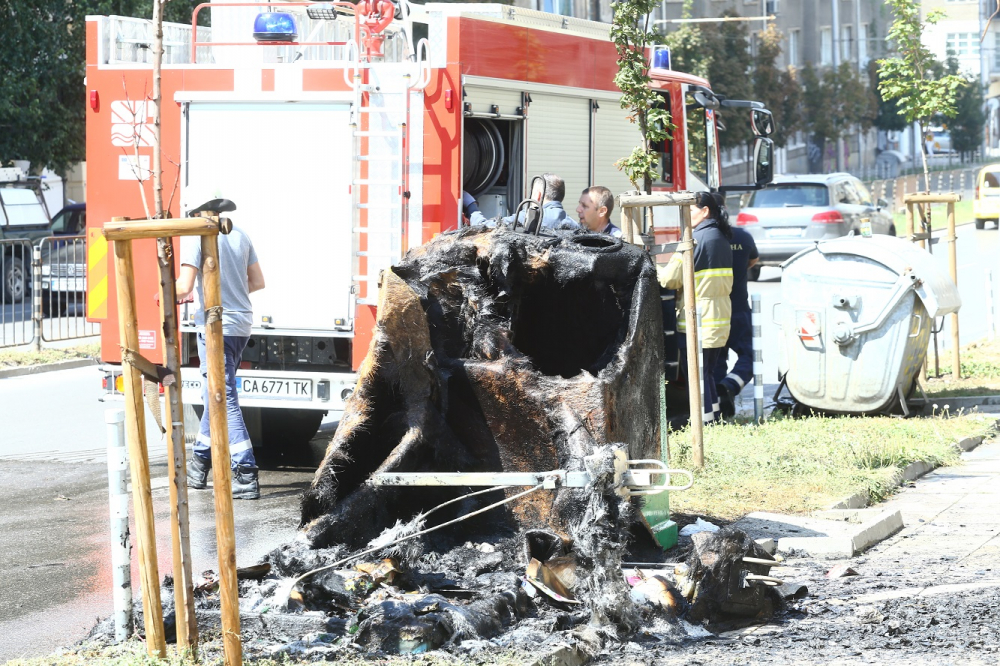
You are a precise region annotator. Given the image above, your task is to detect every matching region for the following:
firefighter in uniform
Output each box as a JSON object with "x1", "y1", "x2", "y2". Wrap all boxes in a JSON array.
[
  {"x1": 656, "y1": 191, "x2": 734, "y2": 423},
  {"x1": 715, "y1": 225, "x2": 759, "y2": 417}
]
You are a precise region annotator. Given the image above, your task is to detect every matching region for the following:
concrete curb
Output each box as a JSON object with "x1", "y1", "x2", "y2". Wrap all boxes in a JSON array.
[
  {"x1": 828, "y1": 433, "x2": 989, "y2": 511},
  {"x1": 0, "y1": 357, "x2": 97, "y2": 379},
  {"x1": 774, "y1": 509, "x2": 905, "y2": 559}
]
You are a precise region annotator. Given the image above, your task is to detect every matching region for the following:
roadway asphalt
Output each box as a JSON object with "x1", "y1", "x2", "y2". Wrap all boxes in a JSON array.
[{"x1": 0, "y1": 366, "x2": 331, "y2": 661}]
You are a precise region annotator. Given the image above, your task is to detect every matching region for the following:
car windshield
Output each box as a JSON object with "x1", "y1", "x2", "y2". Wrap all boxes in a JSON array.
[
  {"x1": 748, "y1": 184, "x2": 829, "y2": 208},
  {"x1": 984, "y1": 172, "x2": 1000, "y2": 188}
]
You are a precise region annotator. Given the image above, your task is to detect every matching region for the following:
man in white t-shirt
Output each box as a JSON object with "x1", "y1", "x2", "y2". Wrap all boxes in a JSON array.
[{"x1": 177, "y1": 218, "x2": 265, "y2": 499}]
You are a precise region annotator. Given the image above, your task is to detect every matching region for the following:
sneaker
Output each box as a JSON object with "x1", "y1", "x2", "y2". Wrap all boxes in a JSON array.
[
  {"x1": 187, "y1": 454, "x2": 211, "y2": 489},
  {"x1": 232, "y1": 465, "x2": 260, "y2": 500}
]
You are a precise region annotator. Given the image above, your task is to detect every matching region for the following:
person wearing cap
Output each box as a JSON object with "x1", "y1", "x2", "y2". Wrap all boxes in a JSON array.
[
  {"x1": 177, "y1": 202, "x2": 266, "y2": 500},
  {"x1": 576, "y1": 185, "x2": 622, "y2": 237}
]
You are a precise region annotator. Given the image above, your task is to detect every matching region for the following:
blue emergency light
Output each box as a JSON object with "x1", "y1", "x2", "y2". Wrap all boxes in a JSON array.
[
  {"x1": 253, "y1": 11, "x2": 298, "y2": 42},
  {"x1": 653, "y1": 46, "x2": 671, "y2": 70}
]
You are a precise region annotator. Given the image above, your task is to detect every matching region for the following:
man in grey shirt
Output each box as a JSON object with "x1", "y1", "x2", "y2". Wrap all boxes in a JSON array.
[{"x1": 177, "y1": 225, "x2": 265, "y2": 499}]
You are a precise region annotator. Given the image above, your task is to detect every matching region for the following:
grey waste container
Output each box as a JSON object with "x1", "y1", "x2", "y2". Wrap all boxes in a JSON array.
[{"x1": 776, "y1": 235, "x2": 961, "y2": 415}]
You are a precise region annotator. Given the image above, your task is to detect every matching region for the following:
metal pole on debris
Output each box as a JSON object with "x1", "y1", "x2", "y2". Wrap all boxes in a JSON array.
[
  {"x1": 752, "y1": 294, "x2": 764, "y2": 421},
  {"x1": 110, "y1": 220, "x2": 166, "y2": 658},
  {"x1": 200, "y1": 223, "x2": 243, "y2": 666},
  {"x1": 105, "y1": 408, "x2": 132, "y2": 643}
]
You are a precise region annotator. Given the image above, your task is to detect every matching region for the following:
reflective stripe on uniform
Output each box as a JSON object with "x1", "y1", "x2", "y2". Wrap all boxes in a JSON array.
[
  {"x1": 726, "y1": 372, "x2": 746, "y2": 390},
  {"x1": 230, "y1": 438, "x2": 253, "y2": 454}
]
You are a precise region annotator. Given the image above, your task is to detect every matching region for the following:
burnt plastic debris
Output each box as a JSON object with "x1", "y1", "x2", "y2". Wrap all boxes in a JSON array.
[
  {"x1": 300, "y1": 227, "x2": 664, "y2": 549},
  {"x1": 683, "y1": 527, "x2": 783, "y2": 628}
]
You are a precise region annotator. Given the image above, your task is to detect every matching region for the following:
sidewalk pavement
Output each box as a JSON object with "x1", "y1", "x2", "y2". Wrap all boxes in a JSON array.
[{"x1": 865, "y1": 433, "x2": 1000, "y2": 578}]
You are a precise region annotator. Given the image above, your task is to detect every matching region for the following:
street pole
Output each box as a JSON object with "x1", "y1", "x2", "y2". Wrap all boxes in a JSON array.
[
  {"x1": 105, "y1": 408, "x2": 133, "y2": 643},
  {"x1": 752, "y1": 294, "x2": 764, "y2": 421},
  {"x1": 832, "y1": 0, "x2": 843, "y2": 172}
]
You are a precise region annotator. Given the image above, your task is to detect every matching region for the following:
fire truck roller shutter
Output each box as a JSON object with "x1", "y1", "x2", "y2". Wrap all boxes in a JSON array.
[
  {"x1": 525, "y1": 93, "x2": 590, "y2": 207},
  {"x1": 593, "y1": 101, "x2": 642, "y2": 199}
]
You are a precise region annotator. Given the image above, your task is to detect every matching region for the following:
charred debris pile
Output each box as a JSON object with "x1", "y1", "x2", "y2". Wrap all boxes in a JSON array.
[{"x1": 95, "y1": 227, "x2": 793, "y2": 660}]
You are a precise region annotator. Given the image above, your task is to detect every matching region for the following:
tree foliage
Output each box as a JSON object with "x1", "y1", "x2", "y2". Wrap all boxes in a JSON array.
[
  {"x1": 611, "y1": 0, "x2": 672, "y2": 192},
  {"x1": 868, "y1": 60, "x2": 909, "y2": 133},
  {"x1": 878, "y1": 0, "x2": 966, "y2": 188},
  {"x1": 659, "y1": 0, "x2": 708, "y2": 80},
  {"x1": 948, "y1": 75, "x2": 985, "y2": 158},
  {"x1": 699, "y1": 12, "x2": 753, "y2": 152},
  {"x1": 752, "y1": 25, "x2": 801, "y2": 149},
  {"x1": 0, "y1": 1, "x2": 205, "y2": 176}
]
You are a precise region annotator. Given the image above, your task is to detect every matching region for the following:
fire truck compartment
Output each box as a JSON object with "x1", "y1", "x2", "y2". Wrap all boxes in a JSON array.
[{"x1": 181, "y1": 100, "x2": 355, "y2": 332}]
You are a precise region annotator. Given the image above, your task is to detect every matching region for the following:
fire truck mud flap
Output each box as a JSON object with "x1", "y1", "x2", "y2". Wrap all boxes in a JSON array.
[{"x1": 300, "y1": 226, "x2": 664, "y2": 549}]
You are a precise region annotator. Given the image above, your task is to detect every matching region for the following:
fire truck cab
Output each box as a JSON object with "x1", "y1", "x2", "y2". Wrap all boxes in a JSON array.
[{"x1": 85, "y1": 2, "x2": 773, "y2": 451}]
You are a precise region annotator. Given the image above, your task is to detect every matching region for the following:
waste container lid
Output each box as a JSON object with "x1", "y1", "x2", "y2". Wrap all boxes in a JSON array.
[{"x1": 784, "y1": 235, "x2": 961, "y2": 318}]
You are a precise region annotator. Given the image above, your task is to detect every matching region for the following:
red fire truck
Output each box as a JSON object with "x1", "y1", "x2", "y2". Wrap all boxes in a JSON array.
[{"x1": 85, "y1": 2, "x2": 773, "y2": 449}]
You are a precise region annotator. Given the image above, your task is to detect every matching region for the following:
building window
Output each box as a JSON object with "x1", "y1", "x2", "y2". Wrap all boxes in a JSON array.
[
  {"x1": 820, "y1": 27, "x2": 833, "y2": 65},
  {"x1": 543, "y1": 0, "x2": 574, "y2": 16},
  {"x1": 946, "y1": 33, "x2": 979, "y2": 58},
  {"x1": 994, "y1": 32, "x2": 1000, "y2": 69},
  {"x1": 788, "y1": 29, "x2": 800, "y2": 68},
  {"x1": 859, "y1": 23, "x2": 869, "y2": 67},
  {"x1": 840, "y1": 25, "x2": 853, "y2": 62}
]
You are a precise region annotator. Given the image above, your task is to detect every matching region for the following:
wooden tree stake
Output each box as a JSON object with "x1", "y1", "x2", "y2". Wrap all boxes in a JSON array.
[
  {"x1": 201, "y1": 229, "x2": 243, "y2": 666},
  {"x1": 111, "y1": 223, "x2": 166, "y2": 658}
]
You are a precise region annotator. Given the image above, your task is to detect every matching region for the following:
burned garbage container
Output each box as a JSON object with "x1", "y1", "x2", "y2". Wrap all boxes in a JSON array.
[{"x1": 776, "y1": 235, "x2": 960, "y2": 415}]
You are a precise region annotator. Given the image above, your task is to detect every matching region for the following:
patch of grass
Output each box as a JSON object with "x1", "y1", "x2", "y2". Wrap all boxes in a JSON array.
[
  {"x1": 925, "y1": 338, "x2": 1000, "y2": 398},
  {"x1": 892, "y1": 200, "x2": 972, "y2": 236},
  {"x1": 667, "y1": 412, "x2": 996, "y2": 522},
  {"x1": 0, "y1": 343, "x2": 99, "y2": 369}
]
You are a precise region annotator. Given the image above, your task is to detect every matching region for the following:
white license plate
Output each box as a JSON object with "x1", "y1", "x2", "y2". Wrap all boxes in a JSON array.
[
  {"x1": 238, "y1": 376, "x2": 312, "y2": 400},
  {"x1": 767, "y1": 227, "x2": 804, "y2": 238}
]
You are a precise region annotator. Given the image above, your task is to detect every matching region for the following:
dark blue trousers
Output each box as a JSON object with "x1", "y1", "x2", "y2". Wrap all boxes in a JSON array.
[
  {"x1": 678, "y1": 334, "x2": 724, "y2": 422},
  {"x1": 715, "y1": 309, "x2": 753, "y2": 393}
]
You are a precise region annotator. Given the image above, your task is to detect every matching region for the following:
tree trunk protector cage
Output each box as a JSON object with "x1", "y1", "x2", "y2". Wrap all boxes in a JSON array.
[{"x1": 301, "y1": 227, "x2": 664, "y2": 549}]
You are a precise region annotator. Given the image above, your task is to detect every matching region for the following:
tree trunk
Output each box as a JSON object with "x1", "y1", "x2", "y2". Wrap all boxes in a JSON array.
[{"x1": 152, "y1": 0, "x2": 164, "y2": 219}]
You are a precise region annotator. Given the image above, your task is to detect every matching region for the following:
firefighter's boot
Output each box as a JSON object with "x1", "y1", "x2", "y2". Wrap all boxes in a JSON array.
[
  {"x1": 187, "y1": 454, "x2": 211, "y2": 489},
  {"x1": 232, "y1": 464, "x2": 260, "y2": 500}
]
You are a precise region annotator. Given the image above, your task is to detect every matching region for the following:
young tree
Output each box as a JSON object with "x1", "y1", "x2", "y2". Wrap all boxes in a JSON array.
[
  {"x1": 878, "y1": 0, "x2": 966, "y2": 191},
  {"x1": 611, "y1": 0, "x2": 672, "y2": 192}
]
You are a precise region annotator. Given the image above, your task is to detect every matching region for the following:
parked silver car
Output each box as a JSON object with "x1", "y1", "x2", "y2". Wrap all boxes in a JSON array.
[{"x1": 736, "y1": 173, "x2": 894, "y2": 280}]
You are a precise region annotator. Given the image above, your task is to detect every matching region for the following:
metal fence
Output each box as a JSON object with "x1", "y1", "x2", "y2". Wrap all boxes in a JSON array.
[
  {"x1": 865, "y1": 166, "x2": 979, "y2": 214},
  {"x1": 0, "y1": 237, "x2": 100, "y2": 349}
]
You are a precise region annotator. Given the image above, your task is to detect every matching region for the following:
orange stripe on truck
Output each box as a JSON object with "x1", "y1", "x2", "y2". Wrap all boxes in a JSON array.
[{"x1": 87, "y1": 230, "x2": 108, "y2": 319}]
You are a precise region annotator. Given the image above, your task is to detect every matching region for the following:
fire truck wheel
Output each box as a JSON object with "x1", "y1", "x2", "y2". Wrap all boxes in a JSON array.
[{"x1": 3, "y1": 253, "x2": 28, "y2": 304}]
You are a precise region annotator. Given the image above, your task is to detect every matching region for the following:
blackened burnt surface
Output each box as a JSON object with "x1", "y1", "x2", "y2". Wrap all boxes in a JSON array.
[{"x1": 301, "y1": 228, "x2": 663, "y2": 549}]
